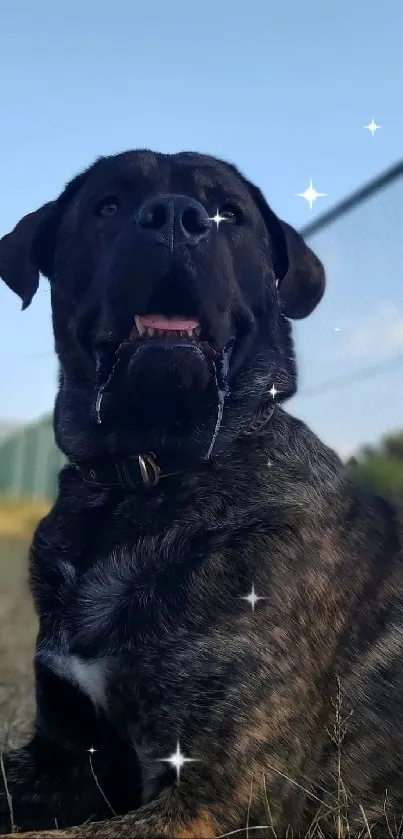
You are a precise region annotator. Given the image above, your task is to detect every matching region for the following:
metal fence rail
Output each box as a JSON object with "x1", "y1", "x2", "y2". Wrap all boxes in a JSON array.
[
  {"x1": 1, "y1": 158, "x2": 402, "y2": 501},
  {"x1": 300, "y1": 158, "x2": 403, "y2": 239}
]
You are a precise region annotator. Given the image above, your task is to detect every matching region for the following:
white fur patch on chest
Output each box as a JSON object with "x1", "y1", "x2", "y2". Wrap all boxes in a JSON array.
[
  {"x1": 69, "y1": 656, "x2": 108, "y2": 708},
  {"x1": 37, "y1": 648, "x2": 109, "y2": 711}
]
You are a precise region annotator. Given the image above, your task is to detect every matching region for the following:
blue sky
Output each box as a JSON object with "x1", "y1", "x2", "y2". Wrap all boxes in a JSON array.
[{"x1": 1, "y1": 0, "x2": 403, "y2": 458}]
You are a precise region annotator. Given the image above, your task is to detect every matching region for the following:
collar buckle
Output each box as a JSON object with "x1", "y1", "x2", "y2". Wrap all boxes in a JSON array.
[{"x1": 138, "y1": 453, "x2": 161, "y2": 487}]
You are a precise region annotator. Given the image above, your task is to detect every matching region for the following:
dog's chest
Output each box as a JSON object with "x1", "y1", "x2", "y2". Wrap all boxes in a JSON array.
[
  {"x1": 34, "y1": 540, "x2": 190, "y2": 714},
  {"x1": 38, "y1": 648, "x2": 110, "y2": 709},
  {"x1": 36, "y1": 551, "x2": 142, "y2": 707}
]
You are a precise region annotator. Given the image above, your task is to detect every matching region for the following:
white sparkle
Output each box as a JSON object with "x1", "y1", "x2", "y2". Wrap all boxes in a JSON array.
[
  {"x1": 158, "y1": 740, "x2": 197, "y2": 782},
  {"x1": 241, "y1": 583, "x2": 267, "y2": 612},
  {"x1": 296, "y1": 179, "x2": 327, "y2": 211},
  {"x1": 269, "y1": 384, "x2": 279, "y2": 399},
  {"x1": 364, "y1": 118, "x2": 380, "y2": 136},
  {"x1": 209, "y1": 209, "x2": 229, "y2": 228},
  {"x1": 88, "y1": 747, "x2": 97, "y2": 755}
]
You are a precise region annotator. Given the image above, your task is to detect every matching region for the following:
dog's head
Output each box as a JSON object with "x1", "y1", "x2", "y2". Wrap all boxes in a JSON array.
[{"x1": 0, "y1": 150, "x2": 325, "y2": 464}]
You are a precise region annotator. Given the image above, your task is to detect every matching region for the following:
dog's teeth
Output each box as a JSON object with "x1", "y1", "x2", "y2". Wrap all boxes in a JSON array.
[
  {"x1": 135, "y1": 316, "x2": 145, "y2": 336},
  {"x1": 132, "y1": 321, "x2": 200, "y2": 340}
]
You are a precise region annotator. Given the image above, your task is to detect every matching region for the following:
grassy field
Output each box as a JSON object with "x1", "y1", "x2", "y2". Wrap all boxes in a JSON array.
[
  {"x1": 0, "y1": 537, "x2": 37, "y2": 751},
  {"x1": 0, "y1": 497, "x2": 50, "y2": 543}
]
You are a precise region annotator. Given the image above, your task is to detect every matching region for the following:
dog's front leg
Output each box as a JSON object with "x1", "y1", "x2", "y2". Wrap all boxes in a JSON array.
[
  {"x1": 0, "y1": 670, "x2": 142, "y2": 835},
  {"x1": 0, "y1": 785, "x2": 223, "y2": 839},
  {"x1": 0, "y1": 744, "x2": 303, "y2": 839},
  {"x1": 0, "y1": 736, "x2": 94, "y2": 833},
  {"x1": 0, "y1": 731, "x2": 139, "y2": 835}
]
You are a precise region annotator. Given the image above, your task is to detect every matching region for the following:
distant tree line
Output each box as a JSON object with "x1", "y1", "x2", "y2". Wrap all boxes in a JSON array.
[{"x1": 345, "y1": 430, "x2": 403, "y2": 506}]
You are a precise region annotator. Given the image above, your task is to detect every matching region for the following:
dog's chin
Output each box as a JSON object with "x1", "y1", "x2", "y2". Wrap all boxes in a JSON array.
[
  {"x1": 94, "y1": 335, "x2": 217, "y2": 437},
  {"x1": 126, "y1": 340, "x2": 212, "y2": 398}
]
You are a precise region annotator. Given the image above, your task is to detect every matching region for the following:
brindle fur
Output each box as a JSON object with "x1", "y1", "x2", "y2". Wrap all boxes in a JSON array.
[{"x1": 0, "y1": 151, "x2": 402, "y2": 838}]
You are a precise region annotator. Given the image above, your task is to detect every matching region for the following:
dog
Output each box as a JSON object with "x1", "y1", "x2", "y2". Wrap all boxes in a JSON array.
[{"x1": 1, "y1": 149, "x2": 403, "y2": 839}]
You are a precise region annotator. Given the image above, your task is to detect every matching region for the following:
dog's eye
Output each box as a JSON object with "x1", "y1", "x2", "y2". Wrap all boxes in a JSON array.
[
  {"x1": 219, "y1": 204, "x2": 241, "y2": 223},
  {"x1": 96, "y1": 197, "x2": 120, "y2": 217}
]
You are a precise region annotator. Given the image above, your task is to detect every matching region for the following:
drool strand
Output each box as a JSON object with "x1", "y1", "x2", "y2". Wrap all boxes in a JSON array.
[
  {"x1": 95, "y1": 350, "x2": 122, "y2": 425},
  {"x1": 204, "y1": 340, "x2": 234, "y2": 461}
]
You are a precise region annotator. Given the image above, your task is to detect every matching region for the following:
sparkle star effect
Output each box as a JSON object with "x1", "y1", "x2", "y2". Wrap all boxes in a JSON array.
[
  {"x1": 365, "y1": 118, "x2": 380, "y2": 136},
  {"x1": 269, "y1": 384, "x2": 279, "y2": 399},
  {"x1": 241, "y1": 583, "x2": 267, "y2": 612},
  {"x1": 87, "y1": 747, "x2": 97, "y2": 755},
  {"x1": 209, "y1": 209, "x2": 229, "y2": 228},
  {"x1": 158, "y1": 740, "x2": 197, "y2": 782},
  {"x1": 296, "y1": 179, "x2": 327, "y2": 211}
]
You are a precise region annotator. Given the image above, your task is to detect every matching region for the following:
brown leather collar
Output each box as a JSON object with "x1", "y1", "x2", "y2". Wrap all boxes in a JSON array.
[
  {"x1": 75, "y1": 452, "x2": 184, "y2": 490},
  {"x1": 74, "y1": 403, "x2": 276, "y2": 491}
]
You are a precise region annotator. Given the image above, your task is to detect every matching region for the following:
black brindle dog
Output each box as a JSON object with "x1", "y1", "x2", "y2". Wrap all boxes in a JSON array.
[{"x1": 1, "y1": 150, "x2": 403, "y2": 839}]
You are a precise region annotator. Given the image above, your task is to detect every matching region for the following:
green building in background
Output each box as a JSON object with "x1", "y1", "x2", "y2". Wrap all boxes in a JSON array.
[{"x1": 0, "y1": 414, "x2": 64, "y2": 501}]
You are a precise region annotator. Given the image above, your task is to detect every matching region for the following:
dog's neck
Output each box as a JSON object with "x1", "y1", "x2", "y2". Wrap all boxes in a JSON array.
[
  {"x1": 71, "y1": 401, "x2": 277, "y2": 492},
  {"x1": 64, "y1": 410, "x2": 345, "y2": 535}
]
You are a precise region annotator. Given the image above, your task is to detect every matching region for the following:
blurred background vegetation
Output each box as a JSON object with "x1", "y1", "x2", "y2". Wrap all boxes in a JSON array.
[{"x1": 346, "y1": 430, "x2": 403, "y2": 506}]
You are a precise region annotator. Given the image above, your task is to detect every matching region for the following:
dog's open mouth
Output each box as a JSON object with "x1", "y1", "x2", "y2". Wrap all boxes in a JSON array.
[
  {"x1": 125, "y1": 276, "x2": 217, "y2": 351},
  {"x1": 90, "y1": 275, "x2": 224, "y2": 378},
  {"x1": 94, "y1": 276, "x2": 236, "y2": 438},
  {"x1": 130, "y1": 314, "x2": 201, "y2": 341}
]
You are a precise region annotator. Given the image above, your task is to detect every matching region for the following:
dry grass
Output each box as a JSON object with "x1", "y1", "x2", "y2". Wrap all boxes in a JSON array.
[
  {"x1": 0, "y1": 495, "x2": 46, "y2": 752},
  {"x1": 0, "y1": 537, "x2": 36, "y2": 752},
  {"x1": 0, "y1": 496, "x2": 50, "y2": 543}
]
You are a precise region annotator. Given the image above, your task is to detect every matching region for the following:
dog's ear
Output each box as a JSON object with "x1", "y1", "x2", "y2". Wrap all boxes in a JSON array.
[
  {"x1": 0, "y1": 165, "x2": 99, "y2": 310},
  {"x1": 240, "y1": 176, "x2": 326, "y2": 319},
  {"x1": 0, "y1": 201, "x2": 57, "y2": 310},
  {"x1": 270, "y1": 216, "x2": 326, "y2": 319}
]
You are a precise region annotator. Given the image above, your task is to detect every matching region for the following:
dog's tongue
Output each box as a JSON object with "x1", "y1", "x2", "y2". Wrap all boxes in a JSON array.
[{"x1": 139, "y1": 315, "x2": 199, "y2": 331}]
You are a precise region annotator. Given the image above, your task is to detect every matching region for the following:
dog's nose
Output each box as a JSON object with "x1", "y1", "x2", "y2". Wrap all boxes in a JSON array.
[{"x1": 136, "y1": 194, "x2": 212, "y2": 247}]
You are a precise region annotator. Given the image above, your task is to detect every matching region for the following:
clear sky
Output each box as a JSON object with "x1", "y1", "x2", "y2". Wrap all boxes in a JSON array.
[{"x1": 1, "y1": 0, "x2": 402, "y2": 458}]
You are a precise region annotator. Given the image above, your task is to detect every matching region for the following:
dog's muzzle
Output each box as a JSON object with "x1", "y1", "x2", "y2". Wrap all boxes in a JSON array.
[{"x1": 136, "y1": 193, "x2": 212, "y2": 250}]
